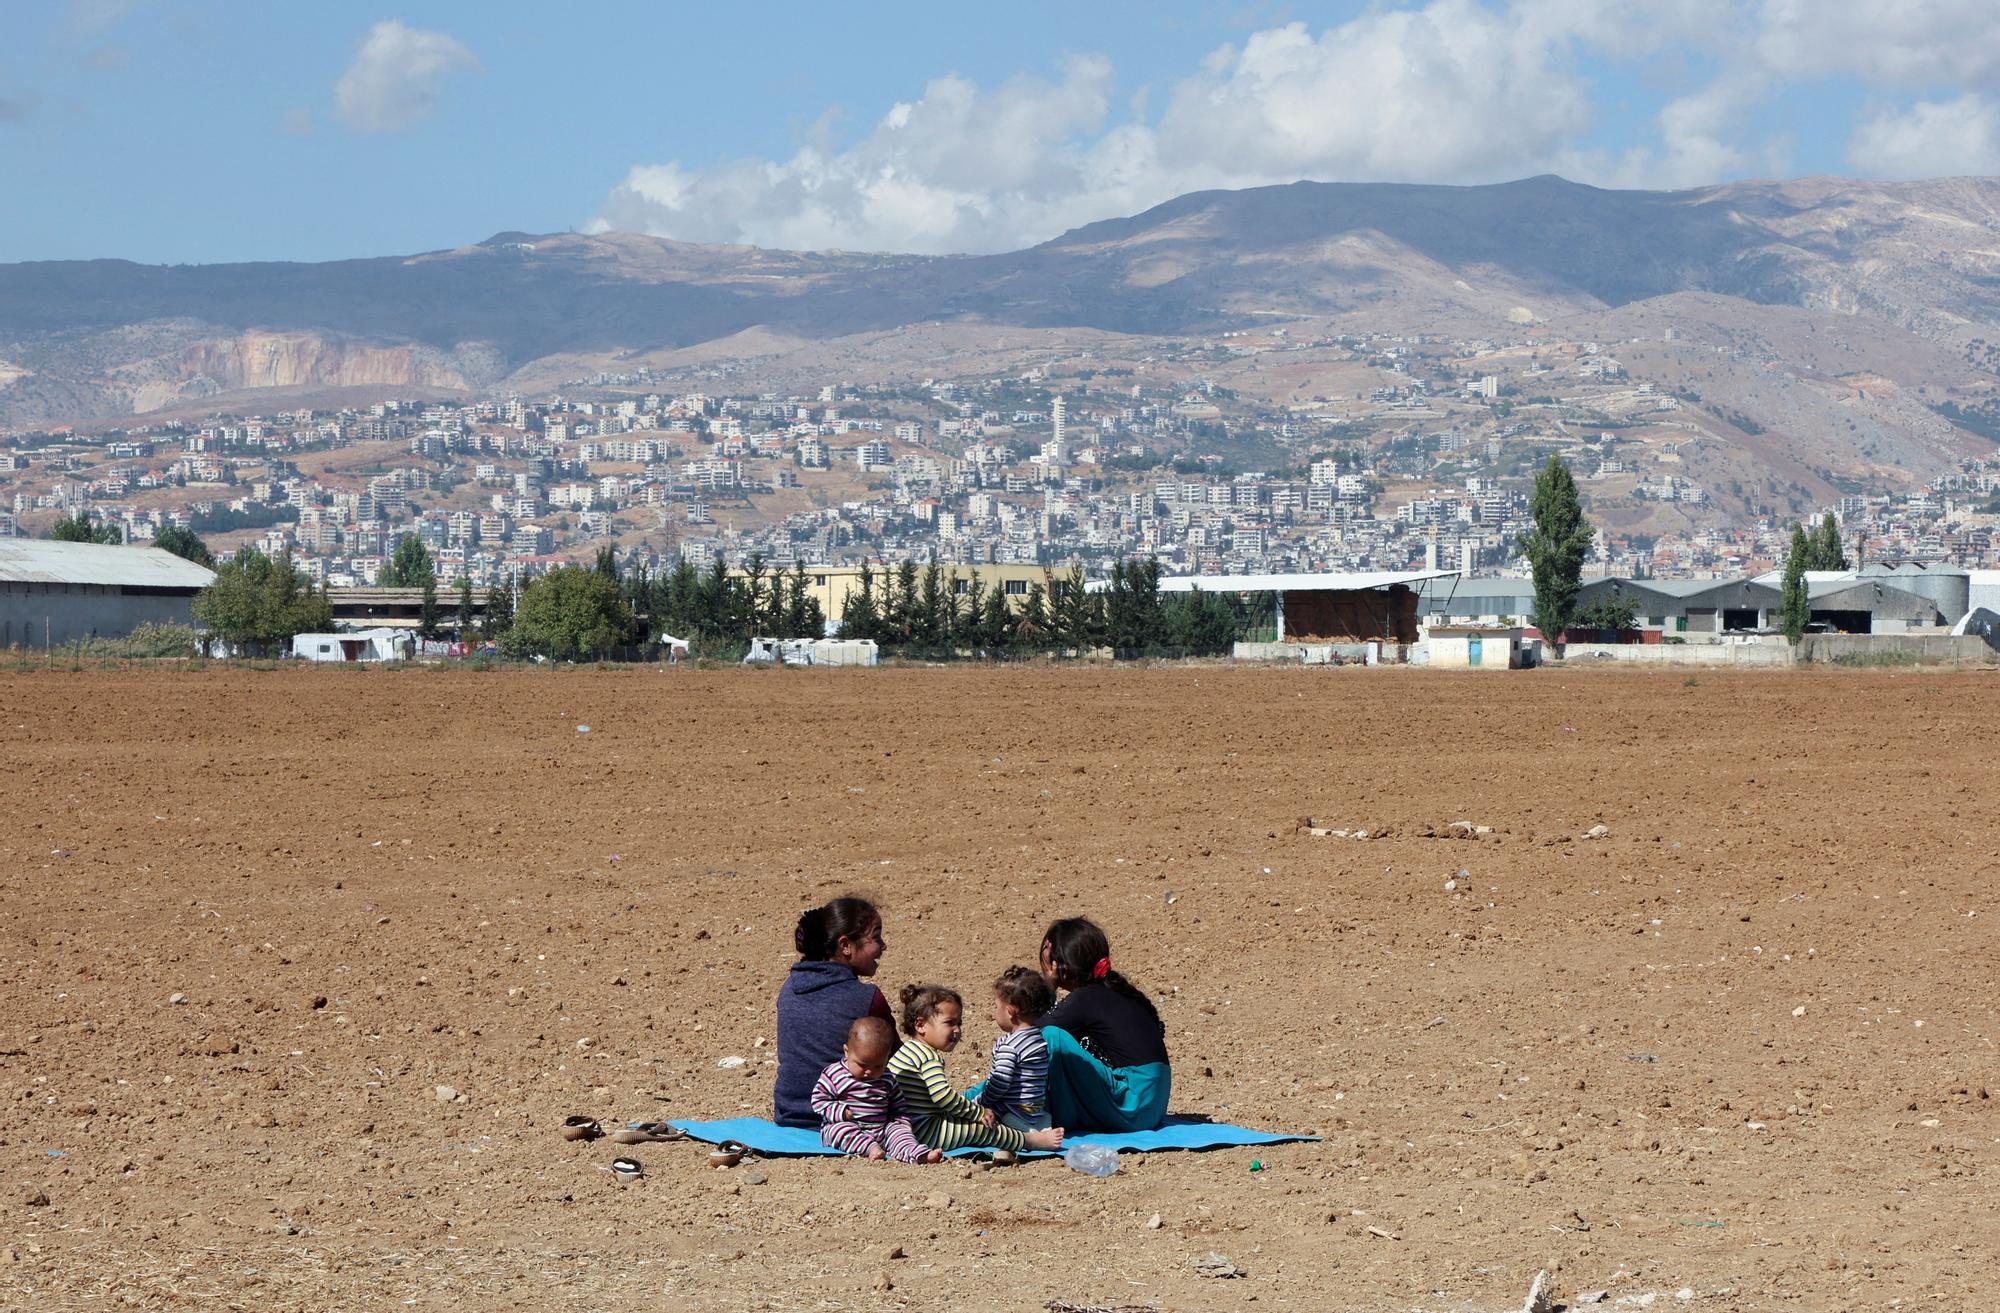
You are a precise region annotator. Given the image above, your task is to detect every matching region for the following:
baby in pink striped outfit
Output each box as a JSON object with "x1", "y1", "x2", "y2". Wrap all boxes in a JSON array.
[{"x1": 812, "y1": 1017, "x2": 944, "y2": 1163}]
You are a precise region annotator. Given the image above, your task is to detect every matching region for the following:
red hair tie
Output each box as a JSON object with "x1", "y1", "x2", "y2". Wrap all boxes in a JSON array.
[{"x1": 1091, "y1": 957, "x2": 1110, "y2": 980}]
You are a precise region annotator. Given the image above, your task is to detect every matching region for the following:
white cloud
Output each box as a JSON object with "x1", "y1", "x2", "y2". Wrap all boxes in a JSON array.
[
  {"x1": 587, "y1": 0, "x2": 2000, "y2": 255},
  {"x1": 1572, "y1": 76, "x2": 1789, "y2": 190},
  {"x1": 333, "y1": 20, "x2": 481, "y2": 134},
  {"x1": 1757, "y1": 0, "x2": 2000, "y2": 88},
  {"x1": 1848, "y1": 95, "x2": 2000, "y2": 178},
  {"x1": 595, "y1": 3, "x2": 1602, "y2": 254}
]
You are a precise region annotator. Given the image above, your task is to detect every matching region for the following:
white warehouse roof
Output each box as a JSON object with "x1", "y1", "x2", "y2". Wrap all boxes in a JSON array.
[
  {"x1": 1153, "y1": 569, "x2": 1458, "y2": 594},
  {"x1": 0, "y1": 539, "x2": 217, "y2": 589}
]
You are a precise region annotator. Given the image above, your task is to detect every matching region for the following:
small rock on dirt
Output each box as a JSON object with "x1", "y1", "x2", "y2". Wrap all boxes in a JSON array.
[
  {"x1": 168, "y1": 992, "x2": 187, "y2": 1005},
  {"x1": 1193, "y1": 1252, "x2": 1245, "y2": 1279},
  {"x1": 741, "y1": 1170, "x2": 768, "y2": 1185},
  {"x1": 1521, "y1": 1268, "x2": 1554, "y2": 1313},
  {"x1": 1146, "y1": 1212, "x2": 1162, "y2": 1229},
  {"x1": 433, "y1": 1085, "x2": 458, "y2": 1103},
  {"x1": 1583, "y1": 824, "x2": 1610, "y2": 840},
  {"x1": 885, "y1": 1245, "x2": 905, "y2": 1260},
  {"x1": 924, "y1": 1191, "x2": 952, "y2": 1210},
  {"x1": 21, "y1": 1189, "x2": 49, "y2": 1207}
]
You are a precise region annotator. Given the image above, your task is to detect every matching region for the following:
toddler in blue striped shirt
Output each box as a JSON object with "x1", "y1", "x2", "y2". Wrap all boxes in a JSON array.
[{"x1": 979, "y1": 965, "x2": 1056, "y2": 1155}]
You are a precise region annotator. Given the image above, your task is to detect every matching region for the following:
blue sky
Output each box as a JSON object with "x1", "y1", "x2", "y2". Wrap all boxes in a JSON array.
[{"x1": 4, "y1": 1, "x2": 1997, "y2": 264}]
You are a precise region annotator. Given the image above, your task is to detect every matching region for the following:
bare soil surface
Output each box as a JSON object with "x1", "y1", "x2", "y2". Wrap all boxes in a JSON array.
[{"x1": 2, "y1": 666, "x2": 1994, "y2": 1311}]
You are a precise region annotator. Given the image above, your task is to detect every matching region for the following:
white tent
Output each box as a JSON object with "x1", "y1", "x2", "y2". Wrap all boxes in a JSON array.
[{"x1": 291, "y1": 629, "x2": 410, "y2": 662}]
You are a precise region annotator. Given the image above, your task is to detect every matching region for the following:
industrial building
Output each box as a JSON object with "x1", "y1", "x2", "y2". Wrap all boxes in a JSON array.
[
  {"x1": 0, "y1": 540, "x2": 215, "y2": 648},
  {"x1": 1153, "y1": 569, "x2": 1456, "y2": 662}
]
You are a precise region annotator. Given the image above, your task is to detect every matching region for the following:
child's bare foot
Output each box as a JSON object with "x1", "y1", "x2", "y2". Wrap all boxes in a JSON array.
[
  {"x1": 1026, "y1": 1126, "x2": 1064, "y2": 1151},
  {"x1": 865, "y1": 1144, "x2": 886, "y2": 1160},
  {"x1": 920, "y1": 1148, "x2": 944, "y2": 1164}
]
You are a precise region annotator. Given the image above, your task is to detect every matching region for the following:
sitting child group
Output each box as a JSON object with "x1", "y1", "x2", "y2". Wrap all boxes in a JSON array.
[{"x1": 775, "y1": 897, "x2": 1176, "y2": 1164}]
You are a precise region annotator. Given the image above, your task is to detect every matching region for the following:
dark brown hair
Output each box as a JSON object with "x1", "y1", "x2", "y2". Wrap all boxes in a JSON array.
[
  {"x1": 994, "y1": 964, "x2": 1055, "y2": 1022},
  {"x1": 847, "y1": 1015, "x2": 897, "y2": 1059},
  {"x1": 794, "y1": 896, "x2": 880, "y2": 961},
  {"x1": 897, "y1": 983, "x2": 962, "y2": 1037},
  {"x1": 1042, "y1": 916, "x2": 1160, "y2": 1027}
]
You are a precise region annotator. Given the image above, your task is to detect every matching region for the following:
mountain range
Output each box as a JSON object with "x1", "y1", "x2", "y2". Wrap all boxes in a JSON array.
[{"x1": 3, "y1": 173, "x2": 2000, "y2": 470}]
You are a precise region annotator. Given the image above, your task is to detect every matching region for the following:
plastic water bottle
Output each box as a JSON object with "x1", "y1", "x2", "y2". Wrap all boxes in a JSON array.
[{"x1": 1064, "y1": 1143, "x2": 1120, "y2": 1176}]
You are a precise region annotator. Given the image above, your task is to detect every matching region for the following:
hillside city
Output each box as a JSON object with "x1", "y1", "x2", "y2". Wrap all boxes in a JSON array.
[{"x1": 5, "y1": 326, "x2": 1999, "y2": 592}]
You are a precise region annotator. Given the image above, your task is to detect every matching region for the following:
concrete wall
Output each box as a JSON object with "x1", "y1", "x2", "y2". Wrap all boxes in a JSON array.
[
  {"x1": 1235, "y1": 640, "x2": 1404, "y2": 664},
  {"x1": 1801, "y1": 633, "x2": 1998, "y2": 665},
  {"x1": 1557, "y1": 640, "x2": 1796, "y2": 667},
  {"x1": 0, "y1": 582, "x2": 198, "y2": 647}
]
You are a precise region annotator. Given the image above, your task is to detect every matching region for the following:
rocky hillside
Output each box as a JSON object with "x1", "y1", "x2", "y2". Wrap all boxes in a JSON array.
[{"x1": 5, "y1": 174, "x2": 2000, "y2": 428}]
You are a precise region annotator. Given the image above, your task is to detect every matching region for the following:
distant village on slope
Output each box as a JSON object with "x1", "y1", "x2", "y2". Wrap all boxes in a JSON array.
[{"x1": 4, "y1": 324, "x2": 1998, "y2": 597}]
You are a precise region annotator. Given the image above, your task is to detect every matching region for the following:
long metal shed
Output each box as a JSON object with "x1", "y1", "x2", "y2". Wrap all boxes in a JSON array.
[{"x1": 0, "y1": 539, "x2": 215, "y2": 647}]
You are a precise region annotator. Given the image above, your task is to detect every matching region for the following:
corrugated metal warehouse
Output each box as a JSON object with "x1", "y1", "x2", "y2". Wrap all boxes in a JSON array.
[{"x1": 0, "y1": 540, "x2": 215, "y2": 647}]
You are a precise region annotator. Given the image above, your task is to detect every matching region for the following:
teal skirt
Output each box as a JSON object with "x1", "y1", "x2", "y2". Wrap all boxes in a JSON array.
[{"x1": 1041, "y1": 1025, "x2": 1172, "y2": 1133}]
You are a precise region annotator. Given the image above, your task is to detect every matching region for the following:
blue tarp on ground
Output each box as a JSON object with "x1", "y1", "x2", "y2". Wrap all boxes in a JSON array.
[{"x1": 664, "y1": 1115, "x2": 1313, "y2": 1159}]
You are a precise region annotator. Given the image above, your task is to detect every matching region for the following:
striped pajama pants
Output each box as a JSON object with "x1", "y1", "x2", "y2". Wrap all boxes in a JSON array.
[{"x1": 821, "y1": 1117, "x2": 929, "y2": 1162}]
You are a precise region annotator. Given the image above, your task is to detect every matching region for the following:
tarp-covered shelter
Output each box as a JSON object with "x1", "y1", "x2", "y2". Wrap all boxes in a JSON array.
[{"x1": 1157, "y1": 570, "x2": 1455, "y2": 644}]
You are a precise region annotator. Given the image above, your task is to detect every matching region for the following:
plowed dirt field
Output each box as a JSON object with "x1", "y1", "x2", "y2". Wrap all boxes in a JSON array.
[{"x1": 2, "y1": 666, "x2": 1994, "y2": 1312}]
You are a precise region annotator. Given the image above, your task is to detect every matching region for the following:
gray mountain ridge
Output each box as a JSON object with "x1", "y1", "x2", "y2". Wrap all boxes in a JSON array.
[{"x1": 4, "y1": 173, "x2": 2000, "y2": 429}]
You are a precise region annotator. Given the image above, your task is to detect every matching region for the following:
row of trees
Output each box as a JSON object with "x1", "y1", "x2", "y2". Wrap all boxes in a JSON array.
[
  {"x1": 1779, "y1": 513, "x2": 1850, "y2": 643},
  {"x1": 838, "y1": 558, "x2": 1241, "y2": 656}
]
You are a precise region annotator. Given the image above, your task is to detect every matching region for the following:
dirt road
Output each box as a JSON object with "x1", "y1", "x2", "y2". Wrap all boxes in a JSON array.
[{"x1": 2, "y1": 665, "x2": 1993, "y2": 1310}]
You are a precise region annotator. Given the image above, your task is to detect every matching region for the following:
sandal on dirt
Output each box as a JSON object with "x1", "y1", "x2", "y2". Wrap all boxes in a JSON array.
[
  {"x1": 605, "y1": 1156, "x2": 644, "y2": 1184},
  {"x1": 708, "y1": 1139, "x2": 749, "y2": 1168},
  {"x1": 560, "y1": 1115, "x2": 603, "y2": 1142},
  {"x1": 610, "y1": 1121, "x2": 687, "y2": 1145}
]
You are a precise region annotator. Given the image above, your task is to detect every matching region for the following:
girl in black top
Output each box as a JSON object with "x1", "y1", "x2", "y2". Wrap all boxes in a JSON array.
[{"x1": 1036, "y1": 917, "x2": 1172, "y2": 1132}]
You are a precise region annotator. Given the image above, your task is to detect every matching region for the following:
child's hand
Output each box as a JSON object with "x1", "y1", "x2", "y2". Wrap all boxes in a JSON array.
[{"x1": 980, "y1": 1107, "x2": 997, "y2": 1129}]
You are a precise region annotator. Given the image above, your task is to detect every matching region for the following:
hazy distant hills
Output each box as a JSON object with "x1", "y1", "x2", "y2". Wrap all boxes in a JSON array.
[{"x1": 5, "y1": 173, "x2": 2000, "y2": 436}]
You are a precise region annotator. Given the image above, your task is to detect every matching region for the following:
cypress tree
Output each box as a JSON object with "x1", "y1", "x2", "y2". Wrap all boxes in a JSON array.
[
  {"x1": 1519, "y1": 456, "x2": 1594, "y2": 654},
  {"x1": 843, "y1": 563, "x2": 882, "y2": 641},
  {"x1": 1780, "y1": 524, "x2": 1811, "y2": 644}
]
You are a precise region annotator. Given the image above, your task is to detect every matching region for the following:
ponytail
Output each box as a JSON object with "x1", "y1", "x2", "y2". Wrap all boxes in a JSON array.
[{"x1": 794, "y1": 896, "x2": 880, "y2": 961}]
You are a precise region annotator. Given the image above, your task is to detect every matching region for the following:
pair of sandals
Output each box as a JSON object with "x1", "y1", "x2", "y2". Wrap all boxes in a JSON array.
[
  {"x1": 561, "y1": 1116, "x2": 749, "y2": 1169},
  {"x1": 561, "y1": 1116, "x2": 687, "y2": 1145}
]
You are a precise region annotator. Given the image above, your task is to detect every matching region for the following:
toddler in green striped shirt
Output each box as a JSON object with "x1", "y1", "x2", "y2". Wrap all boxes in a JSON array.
[{"x1": 888, "y1": 983, "x2": 1065, "y2": 1156}]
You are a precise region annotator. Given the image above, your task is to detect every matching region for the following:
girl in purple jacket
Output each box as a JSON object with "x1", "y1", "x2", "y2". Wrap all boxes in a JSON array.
[{"x1": 774, "y1": 896, "x2": 894, "y2": 1127}]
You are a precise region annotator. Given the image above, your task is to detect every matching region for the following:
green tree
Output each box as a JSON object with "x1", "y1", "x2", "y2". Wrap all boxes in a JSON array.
[
  {"x1": 1810, "y1": 513, "x2": 1848, "y2": 571},
  {"x1": 1519, "y1": 456, "x2": 1594, "y2": 653},
  {"x1": 742, "y1": 554, "x2": 770, "y2": 633},
  {"x1": 482, "y1": 581, "x2": 514, "y2": 643},
  {"x1": 977, "y1": 579, "x2": 1015, "y2": 654},
  {"x1": 456, "y1": 575, "x2": 475, "y2": 638},
  {"x1": 381, "y1": 533, "x2": 435, "y2": 588},
  {"x1": 503, "y1": 566, "x2": 637, "y2": 661},
  {"x1": 1051, "y1": 564, "x2": 1095, "y2": 653},
  {"x1": 1017, "y1": 582, "x2": 1052, "y2": 651},
  {"x1": 1164, "y1": 586, "x2": 1238, "y2": 655},
  {"x1": 191, "y1": 547, "x2": 331, "y2": 655},
  {"x1": 151, "y1": 524, "x2": 213, "y2": 566},
  {"x1": 841, "y1": 562, "x2": 882, "y2": 642},
  {"x1": 418, "y1": 574, "x2": 441, "y2": 641},
  {"x1": 1780, "y1": 523, "x2": 1811, "y2": 644},
  {"x1": 695, "y1": 557, "x2": 732, "y2": 636},
  {"x1": 50, "y1": 510, "x2": 120, "y2": 545},
  {"x1": 784, "y1": 562, "x2": 815, "y2": 638},
  {"x1": 888, "y1": 561, "x2": 920, "y2": 644},
  {"x1": 916, "y1": 560, "x2": 946, "y2": 649},
  {"x1": 659, "y1": 559, "x2": 699, "y2": 637},
  {"x1": 594, "y1": 545, "x2": 620, "y2": 580}
]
